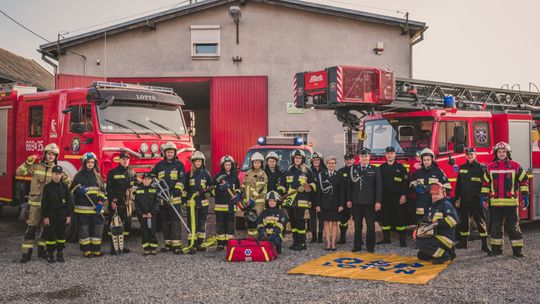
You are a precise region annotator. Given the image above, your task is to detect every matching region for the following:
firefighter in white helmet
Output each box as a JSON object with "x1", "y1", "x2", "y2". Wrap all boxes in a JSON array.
[
  {"x1": 150, "y1": 142, "x2": 186, "y2": 254},
  {"x1": 16, "y1": 143, "x2": 67, "y2": 263},
  {"x1": 481, "y1": 141, "x2": 529, "y2": 257},
  {"x1": 70, "y1": 152, "x2": 107, "y2": 257},
  {"x1": 410, "y1": 148, "x2": 451, "y2": 221},
  {"x1": 241, "y1": 152, "x2": 268, "y2": 237},
  {"x1": 185, "y1": 150, "x2": 213, "y2": 252}
]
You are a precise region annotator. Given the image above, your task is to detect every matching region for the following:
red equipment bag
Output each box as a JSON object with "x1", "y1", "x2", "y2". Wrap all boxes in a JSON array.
[{"x1": 226, "y1": 238, "x2": 277, "y2": 262}]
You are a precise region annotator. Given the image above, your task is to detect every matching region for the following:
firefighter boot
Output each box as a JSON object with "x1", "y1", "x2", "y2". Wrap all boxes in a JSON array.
[
  {"x1": 337, "y1": 229, "x2": 347, "y2": 245},
  {"x1": 37, "y1": 246, "x2": 47, "y2": 259},
  {"x1": 196, "y1": 238, "x2": 206, "y2": 252},
  {"x1": 46, "y1": 251, "x2": 56, "y2": 264},
  {"x1": 19, "y1": 248, "x2": 32, "y2": 264},
  {"x1": 488, "y1": 245, "x2": 502, "y2": 257},
  {"x1": 481, "y1": 238, "x2": 491, "y2": 253},
  {"x1": 289, "y1": 234, "x2": 299, "y2": 250},
  {"x1": 317, "y1": 231, "x2": 323, "y2": 243},
  {"x1": 310, "y1": 232, "x2": 318, "y2": 243},
  {"x1": 299, "y1": 234, "x2": 307, "y2": 251},
  {"x1": 512, "y1": 247, "x2": 525, "y2": 258},
  {"x1": 56, "y1": 249, "x2": 65, "y2": 263},
  {"x1": 398, "y1": 231, "x2": 407, "y2": 248},
  {"x1": 455, "y1": 238, "x2": 468, "y2": 249},
  {"x1": 216, "y1": 240, "x2": 225, "y2": 251},
  {"x1": 376, "y1": 231, "x2": 391, "y2": 245},
  {"x1": 432, "y1": 252, "x2": 451, "y2": 265}
]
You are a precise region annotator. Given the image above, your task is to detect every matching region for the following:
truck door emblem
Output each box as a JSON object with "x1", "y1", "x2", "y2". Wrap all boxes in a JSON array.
[
  {"x1": 475, "y1": 125, "x2": 488, "y2": 144},
  {"x1": 71, "y1": 137, "x2": 80, "y2": 154}
]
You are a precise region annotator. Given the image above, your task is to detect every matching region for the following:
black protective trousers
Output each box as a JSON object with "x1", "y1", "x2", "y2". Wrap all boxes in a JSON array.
[
  {"x1": 160, "y1": 204, "x2": 182, "y2": 250},
  {"x1": 43, "y1": 210, "x2": 67, "y2": 253},
  {"x1": 490, "y1": 206, "x2": 523, "y2": 250},
  {"x1": 215, "y1": 211, "x2": 235, "y2": 245},
  {"x1": 351, "y1": 204, "x2": 375, "y2": 252},
  {"x1": 458, "y1": 200, "x2": 488, "y2": 239}
]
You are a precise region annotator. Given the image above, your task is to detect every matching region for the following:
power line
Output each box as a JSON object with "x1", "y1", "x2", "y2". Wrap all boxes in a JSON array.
[
  {"x1": 0, "y1": 8, "x2": 51, "y2": 42},
  {"x1": 66, "y1": 0, "x2": 192, "y2": 35}
]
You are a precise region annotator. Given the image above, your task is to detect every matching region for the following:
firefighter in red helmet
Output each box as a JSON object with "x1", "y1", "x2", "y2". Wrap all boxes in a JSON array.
[{"x1": 481, "y1": 141, "x2": 529, "y2": 257}]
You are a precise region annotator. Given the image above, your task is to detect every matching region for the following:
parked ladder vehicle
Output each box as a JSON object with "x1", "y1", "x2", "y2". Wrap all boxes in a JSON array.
[
  {"x1": 0, "y1": 81, "x2": 196, "y2": 215},
  {"x1": 294, "y1": 65, "x2": 540, "y2": 221}
]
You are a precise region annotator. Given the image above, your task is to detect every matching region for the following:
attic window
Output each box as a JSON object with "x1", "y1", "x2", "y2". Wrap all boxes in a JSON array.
[{"x1": 191, "y1": 25, "x2": 220, "y2": 59}]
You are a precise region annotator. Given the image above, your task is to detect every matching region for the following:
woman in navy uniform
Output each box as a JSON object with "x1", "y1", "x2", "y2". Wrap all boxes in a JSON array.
[{"x1": 315, "y1": 156, "x2": 343, "y2": 251}]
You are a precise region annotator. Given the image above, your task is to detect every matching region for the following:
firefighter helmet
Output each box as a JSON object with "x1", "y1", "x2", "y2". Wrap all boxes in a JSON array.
[
  {"x1": 266, "y1": 151, "x2": 279, "y2": 161},
  {"x1": 81, "y1": 152, "x2": 98, "y2": 167},
  {"x1": 265, "y1": 190, "x2": 282, "y2": 207},
  {"x1": 419, "y1": 148, "x2": 435, "y2": 159},
  {"x1": 251, "y1": 152, "x2": 264, "y2": 162},
  {"x1": 291, "y1": 149, "x2": 306, "y2": 162},
  {"x1": 44, "y1": 143, "x2": 60, "y2": 155},
  {"x1": 220, "y1": 155, "x2": 235, "y2": 166},
  {"x1": 161, "y1": 141, "x2": 177, "y2": 153},
  {"x1": 311, "y1": 151, "x2": 324, "y2": 161},
  {"x1": 191, "y1": 150, "x2": 205, "y2": 162},
  {"x1": 493, "y1": 141, "x2": 511, "y2": 153}
]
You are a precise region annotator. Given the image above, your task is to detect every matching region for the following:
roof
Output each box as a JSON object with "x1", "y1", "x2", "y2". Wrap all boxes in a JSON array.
[
  {"x1": 40, "y1": 0, "x2": 427, "y2": 58},
  {"x1": 0, "y1": 48, "x2": 54, "y2": 90}
]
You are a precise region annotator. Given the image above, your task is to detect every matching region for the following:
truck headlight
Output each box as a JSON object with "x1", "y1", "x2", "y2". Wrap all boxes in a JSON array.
[
  {"x1": 150, "y1": 143, "x2": 159, "y2": 153},
  {"x1": 140, "y1": 143, "x2": 149, "y2": 154}
]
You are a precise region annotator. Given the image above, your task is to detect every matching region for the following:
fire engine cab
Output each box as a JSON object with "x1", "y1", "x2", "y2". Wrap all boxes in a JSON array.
[
  {"x1": 0, "y1": 81, "x2": 195, "y2": 213},
  {"x1": 294, "y1": 65, "x2": 540, "y2": 222}
]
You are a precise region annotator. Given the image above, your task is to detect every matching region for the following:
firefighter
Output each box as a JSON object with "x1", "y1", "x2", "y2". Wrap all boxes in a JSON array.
[
  {"x1": 377, "y1": 147, "x2": 409, "y2": 247},
  {"x1": 150, "y1": 141, "x2": 185, "y2": 254},
  {"x1": 454, "y1": 147, "x2": 489, "y2": 252},
  {"x1": 71, "y1": 152, "x2": 107, "y2": 257},
  {"x1": 106, "y1": 152, "x2": 136, "y2": 254},
  {"x1": 257, "y1": 191, "x2": 289, "y2": 254},
  {"x1": 315, "y1": 156, "x2": 343, "y2": 251},
  {"x1": 285, "y1": 149, "x2": 316, "y2": 251},
  {"x1": 309, "y1": 152, "x2": 325, "y2": 243},
  {"x1": 134, "y1": 173, "x2": 160, "y2": 255},
  {"x1": 241, "y1": 152, "x2": 268, "y2": 238},
  {"x1": 481, "y1": 142, "x2": 529, "y2": 257},
  {"x1": 213, "y1": 155, "x2": 241, "y2": 251},
  {"x1": 346, "y1": 148, "x2": 382, "y2": 253},
  {"x1": 410, "y1": 148, "x2": 451, "y2": 220},
  {"x1": 415, "y1": 182, "x2": 459, "y2": 264},
  {"x1": 17, "y1": 143, "x2": 63, "y2": 263},
  {"x1": 185, "y1": 150, "x2": 213, "y2": 252},
  {"x1": 337, "y1": 154, "x2": 355, "y2": 245},
  {"x1": 265, "y1": 151, "x2": 286, "y2": 196},
  {"x1": 41, "y1": 165, "x2": 73, "y2": 263}
]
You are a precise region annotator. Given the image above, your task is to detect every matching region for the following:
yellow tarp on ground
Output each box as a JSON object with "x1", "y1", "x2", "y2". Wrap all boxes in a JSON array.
[{"x1": 288, "y1": 252, "x2": 450, "y2": 285}]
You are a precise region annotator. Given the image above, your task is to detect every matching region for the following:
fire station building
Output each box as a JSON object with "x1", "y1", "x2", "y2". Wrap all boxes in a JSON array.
[{"x1": 39, "y1": 0, "x2": 426, "y2": 171}]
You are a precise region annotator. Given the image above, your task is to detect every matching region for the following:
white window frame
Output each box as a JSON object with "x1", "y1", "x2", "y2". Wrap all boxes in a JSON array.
[
  {"x1": 190, "y1": 25, "x2": 220, "y2": 59},
  {"x1": 280, "y1": 131, "x2": 309, "y2": 145}
]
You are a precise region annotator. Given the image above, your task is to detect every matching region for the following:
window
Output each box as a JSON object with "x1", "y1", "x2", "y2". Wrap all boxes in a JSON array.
[
  {"x1": 473, "y1": 121, "x2": 490, "y2": 148},
  {"x1": 70, "y1": 105, "x2": 93, "y2": 133},
  {"x1": 437, "y1": 121, "x2": 468, "y2": 153},
  {"x1": 28, "y1": 106, "x2": 43, "y2": 137},
  {"x1": 280, "y1": 131, "x2": 309, "y2": 145},
  {"x1": 191, "y1": 25, "x2": 220, "y2": 58}
]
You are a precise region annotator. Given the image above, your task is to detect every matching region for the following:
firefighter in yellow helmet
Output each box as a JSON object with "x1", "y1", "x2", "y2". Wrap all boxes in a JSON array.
[
  {"x1": 241, "y1": 152, "x2": 268, "y2": 237},
  {"x1": 17, "y1": 143, "x2": 67, "y2": 263}
]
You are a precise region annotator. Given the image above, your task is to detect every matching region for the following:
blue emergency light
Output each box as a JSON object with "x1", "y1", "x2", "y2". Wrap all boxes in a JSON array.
[
  {"x1": 294, "y1": 138, "x2": 304, "y2": 145},
  {"x1": 443, "y1": 95, "x2": 455, "y2": 108},
  {"x1": 257, "y1": 137, "x2": 266, "y2": 145}
]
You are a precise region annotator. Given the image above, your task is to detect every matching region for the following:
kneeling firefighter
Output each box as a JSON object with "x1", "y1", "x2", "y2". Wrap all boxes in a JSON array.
[
  {"x1": 414, "y1": 182, "x2": 459, "y2": 264},
  {"x1": 257, "y1": 191, "x2": 289, "y2": 254}
]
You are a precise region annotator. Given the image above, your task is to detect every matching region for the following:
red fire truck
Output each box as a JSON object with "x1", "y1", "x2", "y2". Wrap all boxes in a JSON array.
[
  {"x1": 0, "y1": 81, "x2": 195, "y2": 214},
  {"x1": 294, "y1": 65, "x2": 540, "y2": 221}
]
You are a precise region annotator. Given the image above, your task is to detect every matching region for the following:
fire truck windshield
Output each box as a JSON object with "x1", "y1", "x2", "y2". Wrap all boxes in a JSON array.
[
  {"x1": 363, "y1": 117, "x2": 434, "y2": 156},
  {"x1": 97, "y1": 103, "x2": 186, "y2": 135},
  {"x1": 241, "y1": 148, "x2": 312, "y2": 172}
]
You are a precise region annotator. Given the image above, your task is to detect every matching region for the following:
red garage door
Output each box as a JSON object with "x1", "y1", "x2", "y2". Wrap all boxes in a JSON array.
[
  {"x1": 210, "y1": 76, "x2": 268, "y2": 173},
  {"x1": 56, "y1": 74, "x2": 104, "y2": 89}
]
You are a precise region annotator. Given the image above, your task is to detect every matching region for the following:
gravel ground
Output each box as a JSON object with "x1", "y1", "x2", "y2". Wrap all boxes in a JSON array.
[{"x1": 0, "y1": 206, "x2": 539, "y2": 304}]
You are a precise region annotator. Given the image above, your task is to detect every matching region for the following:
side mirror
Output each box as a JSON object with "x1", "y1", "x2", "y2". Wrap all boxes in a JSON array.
[
  {"x1": 184, "y1": 110, "x2": 196, "y2": 137},
  {"x1": 454, "y1": 126, "x2": 466, "y2": 145},
  {"x1": 62, "y1": 107, "x2": 72, "y2": 114}
]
